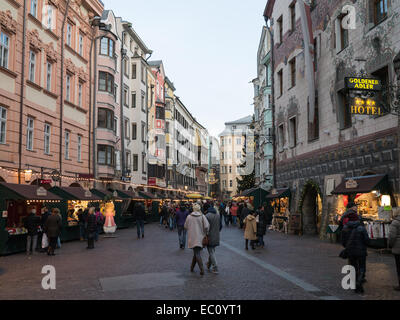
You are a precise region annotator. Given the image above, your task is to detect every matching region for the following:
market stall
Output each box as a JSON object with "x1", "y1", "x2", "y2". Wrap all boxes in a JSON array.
[
  {"x1": 115, "y1": 190, "x2": 146, "y2": 228},
  {"x1": 0, "y1": 182, "x2": 62, "y2": 255},
  {"x1": 331, "y1": 174, "x2": 396, "y2": 248},
  {"x1": 266, "y1": 188, "x2": 292, "y2": 233},
  {"x1": 49, "y1": 186, "x2": 102, "y2": 241},
  {"x1": 139, "y1": 191, "x2": 161, "y2": 222},
  {"x1": 235, "y1": 187, "x2": 269, "y2": 210}
]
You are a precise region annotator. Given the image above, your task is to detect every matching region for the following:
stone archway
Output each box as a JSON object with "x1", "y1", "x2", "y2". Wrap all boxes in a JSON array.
[{"x1": 299, "y1": 181, "x2": 323, "y2": 235}]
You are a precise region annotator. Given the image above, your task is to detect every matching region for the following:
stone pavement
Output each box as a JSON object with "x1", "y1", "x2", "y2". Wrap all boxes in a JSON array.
[{"x1": 0, "y1": 222, "x2": 399, "y2": 300}]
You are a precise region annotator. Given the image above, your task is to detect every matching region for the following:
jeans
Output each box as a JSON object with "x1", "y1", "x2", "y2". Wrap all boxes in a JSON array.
[
  {"x1": 87, "y1": 232, "x2": 95, "y2": 249},
  {"x1": 224, "y1": 215, "x2": 230, "y2": 226},
  {"x1": 57, "y1": 237, "x2": 61, "y2": 248},
  {"x1": 26, "y1": 235, "x2": 38, "y2": 253},
  {"x1": 48, "y1": 237, "x2": 57, "y2": 254},
  {"x1": 207, "y1": 246, "x2": 218, "y2": 270},
  {"x1": 349, "y1": 256, "x2": 366, "y2": 289},
  {"x1": 395, "y1": 254, "x2": 400, "y2": 285},
  {"x1": 258, "y1": 235, "x2": 264, "y2": 247},
  {"x1": 160, "y1": 216, "x2": 163, "y2": 225},
  {"x1": 136, "y1": 220, "x2": 144, "y2": 237},
  {"x1": 232, "y1": 216, "x2": 237, "y2": 226},
  {"x1": 177, "y1": 225, "x2": 187, "y2": 247},
  {"x1": 79, "y1": 223, "x2": 86, "y2": 240},
  {"x1": 168, "y1": 217, "x2": 175, "y2": 230}
]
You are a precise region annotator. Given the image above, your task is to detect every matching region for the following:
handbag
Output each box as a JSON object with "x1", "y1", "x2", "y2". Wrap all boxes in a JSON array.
[
  {"x1": 42, "y1": 233, "x2": 49, "y2": 249},
  {"x1": 201, "y1": 216, "x2": 209, "y2": 247}
]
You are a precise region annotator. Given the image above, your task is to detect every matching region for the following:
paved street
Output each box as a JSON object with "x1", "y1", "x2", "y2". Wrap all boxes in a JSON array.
[{"x1": 0, "y1": 223, "x2": 399, "y2": 300}]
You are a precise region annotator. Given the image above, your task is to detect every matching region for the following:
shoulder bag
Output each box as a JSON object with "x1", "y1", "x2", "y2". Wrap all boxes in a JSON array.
[{"x1": 202, "y1": 216, "x2": 209, "y2": 247}]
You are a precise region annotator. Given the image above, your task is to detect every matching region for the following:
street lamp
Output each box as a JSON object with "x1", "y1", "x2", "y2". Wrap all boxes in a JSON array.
[{"x1": 24, "y1": 169, "x2": 32, "y2": 183}]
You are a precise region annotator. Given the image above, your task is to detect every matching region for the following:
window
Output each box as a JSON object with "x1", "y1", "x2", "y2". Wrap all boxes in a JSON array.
[
  {"x1": 0, "y1": 107, "x2": 7, "y2": 144},
  {"x1": 0, "y1": 33, "x2": 9, "y2": 69},
  {"x1": 98, "y1": 71, "x2": 114, "y2": 94},
  {"x1": 124, "y1": 119, "x2": 129, "y2": 139},
  {"x1": 142, "y1": 153, "x2": 146, "y2": 174},
  {"x1": 131, "y1": 92, "x2": 136, "y2": 108},
  {"x1": 78, "y1": 82, "x2": 83, "y2": 107},
  {"x1": 132, "y1": 64, "x2": 137, "y2": 79},
  {"x1": 228, "y1": 138, "x2": 231, "y2": 145},
  {"x1": 338, "y1": 90, "x2": 351, "y2": 130},
  {"x1": 290, "y1": 57, "x2": 296, "y2": 88},
  {"x1": 221, "y1": 137, "x2": 224, "y2": 146},
  {"x1": 123, "y1": 87, "x2": 129, "y2": 106},
  {"x1": 114, "y1": 117, "x2": 118, "y2": 135},
  {"x1": 229, "y1": 180, "x2": 233, "y2": 188},
  {"x1": 30, "y1": 0, "x2": 37, "y2": 17},
  {"x1": 278, "y1": 69, "x2": 283, "y2": 96},
  {"x1": 277, "y1": 16, "x2": 283, "y2": 43},
  {"x1": 222, "y1": 180, "x2": 227, "y2": 188},
  {"x1": 47, "y1": 6, "x2": 53, "y2": 30},
  {"x1": 97, "y1": 108, "x2": 114, "y2": 130},
  {"x1": 26, "y1": 117, "x2": 34, "y2": 150},
  {"x1": 125, "y1": 152, "x2": 131, "y2": 172},
  {"x1": 79, "y1": 34, "x2": 83, "y2": 56},
  {"x1": 66, "y1": 74, "x2": 71, "y2": 101},
  {"x1": 46, "y1": 62, "x2": 52, "y2": 91},
  {"x1": 132, "y1": 123, "x2": 137, "y2": 140},
  {"x1": 289, "y1": 117, "x2": 297, "y2": 148},
  {"x1": 44, "y1": 123, "x2": 50, "y2": 154},
  {"x1": 278, "y1": 124, "x2": 284, "y2": 151},
  {"x1": 236, "y1": 152, "x2": 241, "y2": 159},
  {"x1": 97, "y1": 145, "x2": 115, "y2": 166},
  {"x1": 133, "y1": 154, "x2": 138, "y2": 171},
  {"x1": 123, "y1": 58, "x2": 129, "y2": 77},
  {"x1": 141, "y1": 92, "x2": 145, "y2": 111},
  {"x1": 141, "y1": 122, "x2": 146, "y2": 143},
  {"x1": 100, "y1": 37, "x2": 114, "y2": 57},
  {"x1": 156, "y1": 106, "x2": 165, "y2": 119},
  {"x1": 29, "y1": 50, "x2": 36, "y2": 82},
  {"x1": 308, "y1": 96, "x2": 319, "y2": 141},
  {"x1": 221, "y1": 152, "x2": 224, "y2": 160},
  {"x1": 372, "y1": 66, "x2": 390, "y2": 113},
  {"x1": 290, "y1": 2, "x2": 296, "y2": 32},
  {"x1": 65, "y1": 130, "x2": 70, "y2": 159},
  {"x1": 66, "y1": 23, "x2": 72, "y2": 47},
  {"x1": 77, "y1": 135, "x2": 82, "y2": 162},
  {"x1": 373, "y1": 0, "x2": 388, "y2": 25},
  {"x1": 336, "y1": 15, "x2": 349, "y2": 52},
  {"x1": 141, "y1": 64, "x2": 145, "y2": 83},
  {"x1": 229, "y1": 166, "x2": 232, "y2": 174},
  {"x1": 236, "y1": 137, "x2": 241, "y2": 145}
]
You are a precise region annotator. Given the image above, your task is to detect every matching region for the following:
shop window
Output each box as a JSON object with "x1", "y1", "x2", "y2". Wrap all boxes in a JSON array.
[
  {"x1": 0, "y1": 32, "x2": 10, "y2": 69},
  {"x1": 98, "y1": 108, "x2": 114, "y2": 130},
  {"x1": 44, "y1": 123, "x2": 51, "y2": 155},
  {"x1": 26, "y1": 117, "x2": 34, "y2": 151},
  {"x1": 289, "y1": 116, "x2": 297, "y2": 148},
  {"x1": 100, "y1": 37, "x2": 114, "y2": 57},
  {"x1": 98, "y1": 71, "x2": 114, "y2": 94},
  {"x1": 0, "y1": 106, "x2": 7, "y2": 144},
  {"x1": 338, "y1": 90, "x2": 351, "y2": 130},
  {"x1": 98, "y1": 145, "x2": 115, "y2": 166}
]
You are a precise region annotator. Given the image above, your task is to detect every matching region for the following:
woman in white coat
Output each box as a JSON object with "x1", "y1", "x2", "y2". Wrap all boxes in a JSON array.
[{"x1": 184, "y1": 203, "x2": 210, "y2": 275}]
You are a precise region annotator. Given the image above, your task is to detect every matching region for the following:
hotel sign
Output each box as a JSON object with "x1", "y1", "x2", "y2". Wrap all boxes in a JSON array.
[
  {"x1": 345, "y1": 77, "x2": 382, "y2": 91},
  {"x1": 350, "y1": 97, "x2": 382, "y2": 116},
  {"x1": 345, "y1": 179, "x2": 358, "y2": 189}
]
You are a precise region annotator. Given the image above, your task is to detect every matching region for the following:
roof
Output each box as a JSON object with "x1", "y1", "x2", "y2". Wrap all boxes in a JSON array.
[
  {"x1": 266, "y1": 188, "x2": 291, "y2": 199},
  {"x1": 90, "y1": 189, "x2": 125, "y2": 200},
  {"x1": 264, "y1": 0, "x2": 276, "y2": 19},
  {"x1": 122, "y1": 21, "x2": 152, "y2": 55},
  {"x1": 116, "y1": 190, "x2": 144, "y2": 199},
  {"x1": 165, "y1": 77, "x2": 176, "y2": 91},
  {"x1": 225, "y1": 115, "x2": 253, "y2": 125},
  {"x1": 147, "y1": 60, "x2": 162, "y2": 67},
  {"x1": 0, "y1": 183, "x2": 62, "y2": 201},
  {"x1": 49, "y1": 187, "x2": 102, "y2": 201},
  {"x1": 331, "y1": 174, "x2": 389, "y2": 195}
]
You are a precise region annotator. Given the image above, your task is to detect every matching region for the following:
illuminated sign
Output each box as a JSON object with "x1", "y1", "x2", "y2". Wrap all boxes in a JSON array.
[
  {"x1": 345, "y1": 77, "x2": 381, "y2": 91},
  {"x1": 350, "y1": 97, "x2": 382, "y2": 115}
]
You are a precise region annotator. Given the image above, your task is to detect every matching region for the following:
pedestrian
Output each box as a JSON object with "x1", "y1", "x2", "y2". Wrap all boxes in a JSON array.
[
  {"x1": 77, "y1": 208, "x2": 86, "y2": 241},
  {"x1": 40, "y1": 207, "x2": 50, "y2": 252},
  {"x1": 134, "y1": 202, "x2": 146, "y2": 239},
  {"x1": 184, "y1": 203, "x2": 210, "y2": 275},
  {"x1": 56, "y1": 210, "x2": 62, "y2": 249},
  {"x1": 264, "y1": 202, "x2": 273, "y2": 229},
  {"x1": 168, "y1": 205, "x2": 176, "y2": 231},
  {"x1": 389, "y1": 209, "x2": 400, "y2": 291},
  {"x1": 223, "y1": 202, "x2": 230, "y2": 226},
  {"x1": 256, "y1": 206, "x2": 267, "y2": 248},
  {"x1": 341, "y1": 205, "x2": 369, "y2": 294},
  {"x1": 23, "y1": 206, "x2": 41, "y2": 255},
  {"x1": 243, "y1": 210, "x2": 257, "y2": 250},
  {"x1": 205, "y1": 202, "x2": 222, "y2": 274},
  {"x1": 176, "y1": 205, "x2": 189, "y2": 249},
  {"x1": 230, "y1": 202, "x2": 238, "y2": 226},
  {"x1": 44, "y1": 208, "x2": 62, "y2": 256},
  {"x1": 240, "y1": 203, "x2": 250, "y2": 229},
  {"x1": 238, "y1": 202, "x2": 244, "y2": 228},
  {"x1": 95, "y1": 207, "x2": 104, "y2": 241},
  {"x1": 86, "y1": 207, "x2": 97, "y2": 249},
  {"x1": 161, "y1": 203, "x2": 169, "y2": 229}
]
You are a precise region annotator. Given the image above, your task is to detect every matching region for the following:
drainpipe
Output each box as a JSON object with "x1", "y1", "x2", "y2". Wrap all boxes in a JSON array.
[
  {"x1": 92, "y1": 34, "x2": 98, "y2": 190},
  {"x1": 18, "y1": 0, "x2": 27, "y2": 184},
  {"x1": 120, "y1": 31, "x2": 126, "y2": 187},
  {"x1": 59, "y1": 0, "x2": 71, "y2": 187}
]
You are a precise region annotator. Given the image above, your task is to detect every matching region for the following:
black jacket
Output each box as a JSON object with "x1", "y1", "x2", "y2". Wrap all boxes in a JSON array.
[
  {"x1": 86, "y1": 214, "x2": 97, "y2": 233},
  {"x1": 241, "y1": 207, "x2": 250, "y2": 220},
  {"x1": 342, "y1": 221, "x2": 369, "y2": 257},
  {"x1": 41, "y1": 212, "x2": 50, "y2": 228},
  {"x1": 134, "y1": 203, "x2": 146, "y2": 220},
  {"x1": 265, "y1": 206, "x2": 273, "y2": 225},
  {"x1": 256, "y1": 210, "x2": 267, "y2": 236},
  {"x1": 24, "y1": 213, "x2": 41, "y2": 236}
]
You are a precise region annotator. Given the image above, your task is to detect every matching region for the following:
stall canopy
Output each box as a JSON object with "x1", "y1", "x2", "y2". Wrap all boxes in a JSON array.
[
  {"x1": 0, "y1": 183, "x2": 62, "y2": 201},
  {"x1": 90, "y1": 189, "x2": 125, "y2": 201},
  {"x1": 236, "y1": 187, "x2": 269, "y2": 208},
  {"x1": 186, "y1": 193, "x2": 202, "y2": 199},
  {"x1": 115, "y1": 190, "x2": 144, "y2": 200},
  {"x1": 138, "y1": 191, "x2": 157, "y2": 200},
  {"x1": 266, "y1": 188, "x2": 291, "y2": 199},
  {"x1": 331, "y1": 174, "x2": 390, "y2": 195},
  {"x1": 49, "y1": 186, "x2": 102, "y2": 201}
]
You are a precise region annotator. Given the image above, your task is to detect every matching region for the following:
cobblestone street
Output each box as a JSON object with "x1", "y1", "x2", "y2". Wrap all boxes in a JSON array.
[{"x1": 0, "y1": 223, "x2": 399, "y2": 300}]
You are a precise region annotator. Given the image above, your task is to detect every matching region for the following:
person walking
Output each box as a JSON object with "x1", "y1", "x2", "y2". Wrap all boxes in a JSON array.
[
  {"x1": 243, "y1": 210, "x2": 257, "y2": 250},
  {"x1": 77, "y1": 209, "x2": 86, "y2": 241},
  {"x1": 240, "y1": 203, "x2": 250, "y2": 229},
  {"x1": 134, "y1": 202, "x2": 146, "y2": 239},
  {"x1": 161, "y1": 203, "x2": 169, "y2": 229},
  {"x1": 205, "y1": 203, "x2": 222, "y2": 274},
  {"x1": 176, "y1": 205, "x2": 189, "y2": 249},
  {"x1": 256, "y1": 206, "x2": 267, "y2": 248},
  {"x1": 40, "y1": 207, "x2": 50, "y2": 252},
  {"x1": 230, "y1": 202, "x2": 238, "y2": 226},
  {"x1": 224, "y1": 202, "x2": 230, "y2": 227},
  {"x1": 389, "y1": 209, "x2": 400, "y2": 291},
  {"x1": 23, "y1": 207, "x2": 41, "y2": 255},
  {"x1": 341, "y1": 206, "x2": 369, "y2": 294},
  {"x1": 44, "y1": 208, "x2": 62, "y2": 256},
  {"x1": 184, "y1": 203, "x2": 210, "y2": 275},
  {"x1": 86, "y1": 207, "x2": 97, "y2": 249}
]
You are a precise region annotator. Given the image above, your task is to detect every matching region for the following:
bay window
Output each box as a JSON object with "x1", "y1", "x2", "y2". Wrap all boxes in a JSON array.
[
  {"x1": 98, "y1": 145, "x2": 115, "y2": 166},
  {"x1": 100, "y1": 37, "x2": 114, "y2": 57},
  {"x1": 98, "y1": 71, "x2": 114, "y2": 94},
  {"x1": 98, "y1": 108, "x2": 114, "y2": 130}
]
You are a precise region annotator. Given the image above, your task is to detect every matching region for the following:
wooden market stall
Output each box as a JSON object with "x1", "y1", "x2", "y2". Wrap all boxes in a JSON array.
[
  {"x1": 115, "y1": 190, "x2": 146, "y2": 228},
  {"x1": 234, "y1": 187, "x2": 269, "y2": 210},
  {"x1": 0, "y1": 182, "x2": 62, "y2": 255},
  {"x1": 266, "y1": 188, "x2": 292, "y2": 233}
]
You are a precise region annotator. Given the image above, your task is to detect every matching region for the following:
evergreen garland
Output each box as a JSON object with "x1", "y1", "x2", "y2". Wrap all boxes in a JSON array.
[{"x1": 297, "y1": 180, "x2": 323, "y2": 212}]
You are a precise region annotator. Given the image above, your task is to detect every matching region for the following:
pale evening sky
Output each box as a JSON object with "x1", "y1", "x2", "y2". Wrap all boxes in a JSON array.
[{"x1": 103, "y1": 0, "x2": 267, "y2": 137}]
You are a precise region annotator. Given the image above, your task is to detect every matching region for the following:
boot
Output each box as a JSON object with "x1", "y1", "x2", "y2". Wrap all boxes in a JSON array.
[
  {"x1": 245, "y1": 240, "x2": 249, "y2": 250},
  {"x1": 190, "y1": 256, "x2": 196, "y2": 272},
  {"x1": 196, "y1": 255, "x2": 205, "y2": 275}
]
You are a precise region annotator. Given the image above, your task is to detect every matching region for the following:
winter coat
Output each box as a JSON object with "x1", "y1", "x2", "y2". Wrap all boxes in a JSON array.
[
  {"x1": 265, "y1": 206, "x2": 273, "y2": 225},
  {"x1": 241, "y1": 207, "x2": 250, "y2": 220},
  {"x1": 161, "y1": 206, "x2": 169, "y2": 220},
  {"x1": 341, "y1": 221, "x2": 369, "y2": 257},
  {"x1": 86, "y1": 214, "x2": 97, "y2": 234},
  {"x1": 244, "y1": 214, "x2": 257, "y2": 240},
  {"x1": 206, "y1": 207, "x2": 221, "y2": 247},
  {"x1": 389, "y1": 216, "x2": 400, "y2": 255},
  {"x1": 256, "y1": 210, "x2": 267, "y2": 236},
  {"x1": 184, "y1": 211, "x2": 210, "y2": 249},
  {"x1": 339, "y1": 209, "x2": 358, "y2": 228},
  {"x1": 134, "y1": 203, "x2": 146, "y2": 221},
  {"x1": 41, "y1": 212, "x2": 50, "y2": 228},
  {"x1": 176, "y1": 209, "x2": 189, "y2": 227},
  {"x1": 44, "y1": 214, "x2": 62, "y2": 238},
  {"x1": 24, "y1": 213, "x2": 41, "y2": 236},
  {"x1": 230, "y1": 206, "x2": 238, "y2": 216}
]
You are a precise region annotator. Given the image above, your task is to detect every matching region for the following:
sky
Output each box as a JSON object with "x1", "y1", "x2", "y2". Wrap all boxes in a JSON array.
[{"x1": 103, "y1": 0, "x2": 267, "y2": 137}]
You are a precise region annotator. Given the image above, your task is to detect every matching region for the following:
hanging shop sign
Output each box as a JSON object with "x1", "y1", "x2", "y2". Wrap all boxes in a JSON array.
[
  {"x1": 345, "y1": 179, "x2": 358, "y2": 189},
  {"x1": 345, "y1": 77, "x2": 382, "y2": 91},
  {"x1": 40, "y1": 179, "x2": 52, "y2": 184},
  {"x1": 350, "y1": 97, "x2": 382, "y2": 116},
  {"x1": 36, "y1": 186, "x2": 47, "y2": 197},
  {"x1": 2, "y1": 211, "x2": 7, "y2": 218}
]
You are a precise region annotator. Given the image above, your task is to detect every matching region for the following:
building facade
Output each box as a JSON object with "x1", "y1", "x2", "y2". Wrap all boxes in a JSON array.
[{"x1": 265, "y1": 0, "x2": 400, "y2": 237}]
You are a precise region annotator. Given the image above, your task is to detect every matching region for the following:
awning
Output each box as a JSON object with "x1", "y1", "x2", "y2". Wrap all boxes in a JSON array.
[
  {"x1": 0, "y1": 183, "x2": 62, "y2": 201},
  {"x1": 115, "y1": 190, "x2": 145, "y2": 200},
  {"x1": 49, "y1": 186, "x2": 102, "y2": 201},
  {"x1": 266, "y1": 188, "x2": 291, "y2": 199},
  {"x1": 331, "y1": 174, "x2": 389, "y2": 195},
  {"x1": 138, "y1": 191, "x2": 157, "y2": 199},
  {"x1": 186, "y1": 193, "x2": 202, "y2": 199},
  {"x1": 241, "y1": 187, "x2": 259, "y2": 197},
  {"x1": 90, "y1": 189, "x2": 125, "y2": 201}
]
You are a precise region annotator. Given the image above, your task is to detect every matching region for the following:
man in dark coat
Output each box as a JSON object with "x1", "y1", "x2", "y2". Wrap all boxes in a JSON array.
[
  {"x1": 161, "y1": 204, "x2": 169, "y2": 228},
  {"x1": 256, "y1": 206, "x2": 267, "y2": 248},
  {"x1": 44, "y1": 208, "x2": 62, "y2": 256},
  {"x1": 238, "y1": 202, "x2": 244, "y2": 228},
  {"x1": 341, "y1": 209, "x2": 369, "y2": 294},
  {"x1": 264, "y1": 202, "x2": 273, "y2": 226},
  {"x1": 24, "y1": 207, "x2": 41, "y2": 255},
  {"x1": 85, "y1": 207, "x2": 97, "y2": 249},
  {"x1": 205, "y1": 204, "x2": 221, "y2": 274},
  {"x1": 134, "y1": 202, "x2": 146, "y2": 239},
  {"x1": 176, "y1": 205, "x2": 189, "y2": 249}
]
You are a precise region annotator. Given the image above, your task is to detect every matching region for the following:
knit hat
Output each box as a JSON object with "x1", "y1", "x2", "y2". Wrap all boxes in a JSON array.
[{"x1": 193, "y1": 203, "x2": 201, "y2": 212}]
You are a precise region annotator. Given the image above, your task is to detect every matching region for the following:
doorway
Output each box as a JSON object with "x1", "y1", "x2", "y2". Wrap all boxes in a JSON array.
[{"x1": 300, "y1": 181, "x2": 323, "y2": 235}]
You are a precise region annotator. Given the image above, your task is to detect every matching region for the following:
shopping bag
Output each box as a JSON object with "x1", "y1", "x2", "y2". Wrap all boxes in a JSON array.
[{"x1": 42, "y1": 233, "x2": 49, "y2": 248}]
